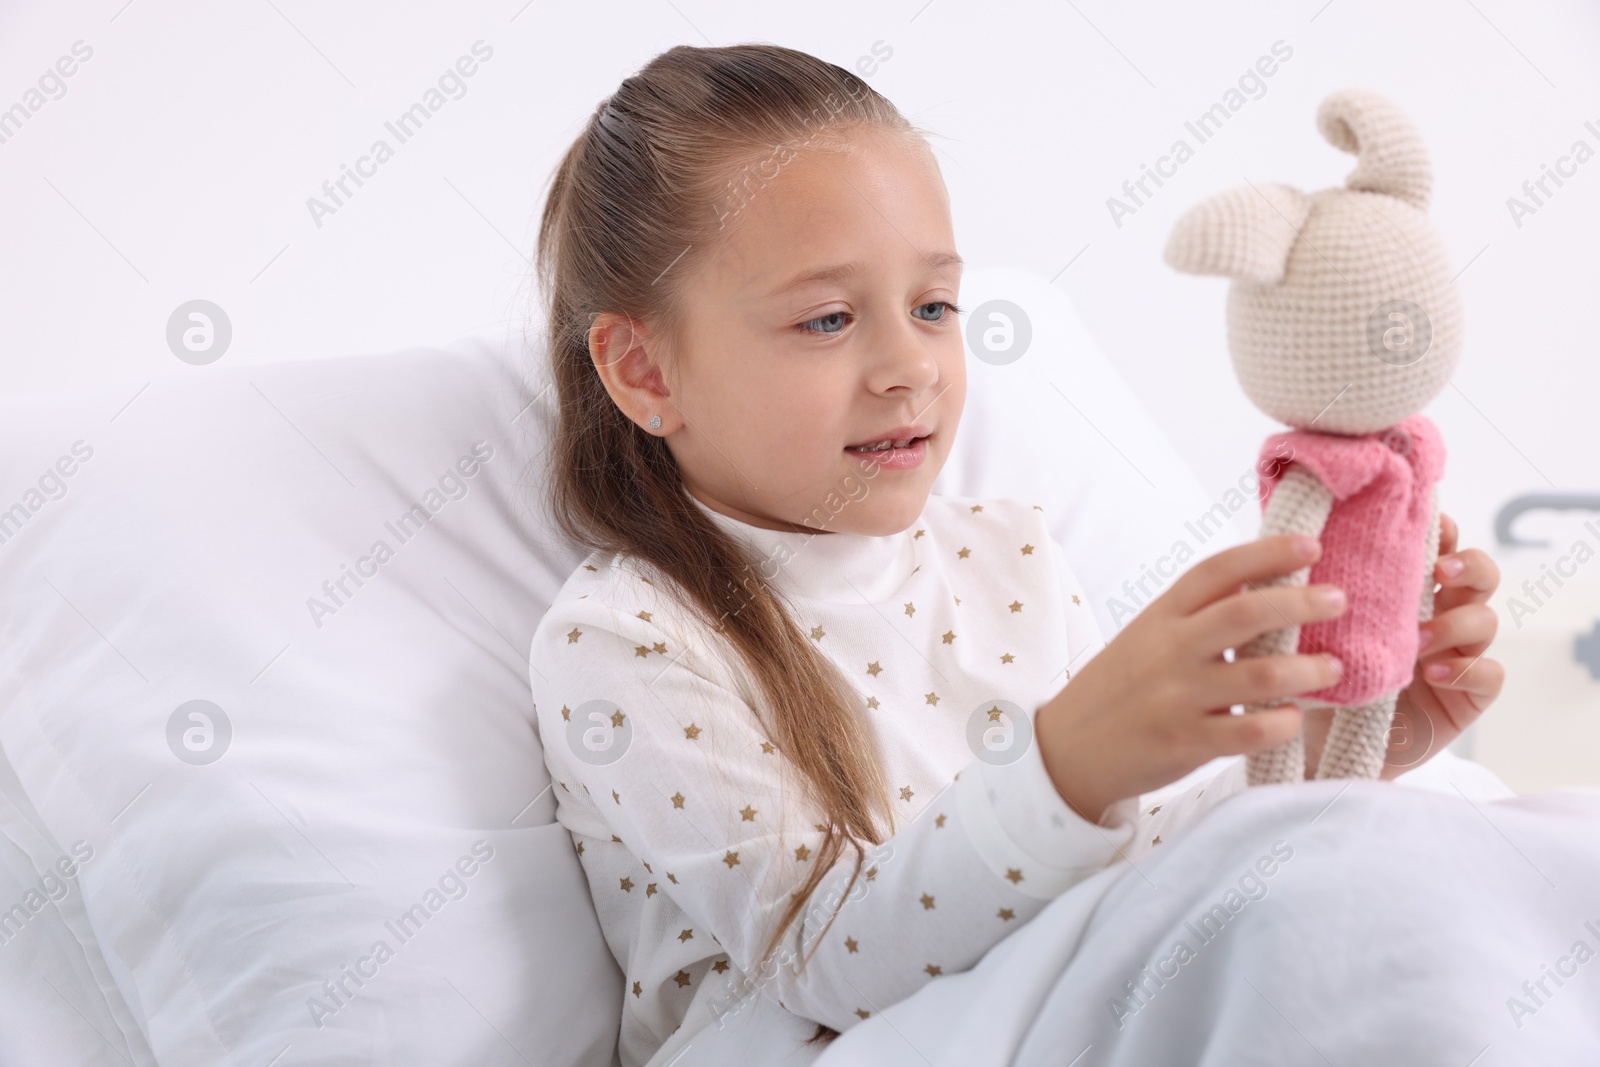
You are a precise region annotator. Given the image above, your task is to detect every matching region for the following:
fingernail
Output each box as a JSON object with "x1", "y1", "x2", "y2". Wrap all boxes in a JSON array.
[
  {"x1": 1440, "y1": 557, "x2": 1465, "y2": 578},
  {"x1": 1325, "y1": 655, "x2": 1344, "y2": 675},
  {"x1": 1319, "y1": 587, "x2": 1346, "y2": 610},
  {"x1": 1294, "y1": 535, "x2": 1320, "y2": 558},
  {"x1": 1416, "y1": 626, "x2": 1433, "y2": 653},
  {"x1": 1427, "y1": 662, "x2": 1452, "y2": 680}
]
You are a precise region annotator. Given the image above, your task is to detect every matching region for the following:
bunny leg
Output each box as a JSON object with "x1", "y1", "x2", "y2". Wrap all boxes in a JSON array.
[
  {"x1": 1313, "y1": 692, "x2": 1399, "y2": 780},
  {"x1": 1243, "y1": 465, "x2": 1334, "y2": 786}
]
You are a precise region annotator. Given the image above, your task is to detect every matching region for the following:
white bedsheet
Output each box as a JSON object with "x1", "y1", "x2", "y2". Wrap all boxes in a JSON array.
[
  {"x1": 668, "y1": 760, "x2": 1600, "y2": 1066},
  {"x1": 820, "y1": 782, "x2": 1600, "y2": 1065}
]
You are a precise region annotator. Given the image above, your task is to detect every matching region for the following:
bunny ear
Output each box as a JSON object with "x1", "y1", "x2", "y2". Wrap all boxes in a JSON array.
[
  {"x1": 1316, "y1": 88, "x2": 1432, "y2": 209},
  {"x1": 1163, "y1": 183, "x2": 1314, "y2": 285}
]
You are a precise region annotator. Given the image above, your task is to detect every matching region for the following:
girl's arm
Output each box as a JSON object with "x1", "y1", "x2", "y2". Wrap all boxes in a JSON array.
[{"x1": 533, "y1": 582, "x2": 1139, "y2": 1034}]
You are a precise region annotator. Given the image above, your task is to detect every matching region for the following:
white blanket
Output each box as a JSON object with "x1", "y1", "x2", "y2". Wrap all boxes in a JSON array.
[
  {"x1": 818, "y1": 779, "x2": 1600, "y2": 1065},
  {"x1": 671, "y1": 761, "x2": 1600, "y2": 1066}
]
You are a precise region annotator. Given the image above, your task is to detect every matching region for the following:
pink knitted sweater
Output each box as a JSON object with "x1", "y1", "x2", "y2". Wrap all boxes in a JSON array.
[{"x1": 1257, "y1": 413, "x2": 1445, "y2": 707}]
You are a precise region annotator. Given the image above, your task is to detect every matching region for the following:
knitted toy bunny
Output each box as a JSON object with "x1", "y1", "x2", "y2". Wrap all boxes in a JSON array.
[{"x1": 1163, "y1": 88, "x2": 1463, "y2": 785}]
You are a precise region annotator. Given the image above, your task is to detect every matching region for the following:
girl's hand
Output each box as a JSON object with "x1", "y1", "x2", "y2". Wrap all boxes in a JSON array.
[
  {"x1": 1035, "y1": 534, "x2": 1347, "y2": 823},
  {"x1": 1379, "y1": 511, "x2": 1505, "y2": 779}
]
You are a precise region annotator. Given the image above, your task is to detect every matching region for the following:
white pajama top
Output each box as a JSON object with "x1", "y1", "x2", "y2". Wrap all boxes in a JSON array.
[{"x1": 529, "y1": 493, "x2": 1246, "y2": 1067}]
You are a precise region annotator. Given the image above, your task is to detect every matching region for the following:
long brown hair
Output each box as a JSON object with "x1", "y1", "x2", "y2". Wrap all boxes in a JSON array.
[{"x1": 534, "y1": 44, "x2": 932, "y2": 1045}]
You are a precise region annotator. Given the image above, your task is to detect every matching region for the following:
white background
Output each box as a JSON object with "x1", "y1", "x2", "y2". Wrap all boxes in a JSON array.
[{"x1": 2, "y1": 0, "x2": 1597, "y2": 554}]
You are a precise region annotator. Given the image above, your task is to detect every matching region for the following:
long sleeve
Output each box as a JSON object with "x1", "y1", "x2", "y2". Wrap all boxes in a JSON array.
[{"x1": 532, "y1": 571, "x2": 1139, "y2": 1038}]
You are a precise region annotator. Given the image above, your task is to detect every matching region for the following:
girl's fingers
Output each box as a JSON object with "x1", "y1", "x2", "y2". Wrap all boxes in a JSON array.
[
  {"x1": 1421, "y1": 654, "x2": 1505, "y2": 708},
  {"x1": 1192, "y1": 653, "x2": 1342, "y2": 711},
  {"x1": 1433, "y1": 546, "x2": 1498, "y2": 608},
  {"x1": 1438, "y1": 511, "x2": 1458, "y2": 557},
  {"x1": 1201, "y1": 704, "x2": 1305, "y2": 757},
  {"x1": 1165, "y1": 535, "x2": 1320, "y2": 619},
  {"x1": 1417, "y1": 602, "x2": 1498, "y2": 659},
  {"x1": 1183, "y1": 581, "x2": 1347, "y2": 655}
]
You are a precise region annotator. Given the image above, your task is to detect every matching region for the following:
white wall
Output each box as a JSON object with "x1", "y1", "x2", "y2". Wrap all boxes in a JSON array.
[{"x1": 3, "y1": 0, "x2": 1597, "y2": 555}]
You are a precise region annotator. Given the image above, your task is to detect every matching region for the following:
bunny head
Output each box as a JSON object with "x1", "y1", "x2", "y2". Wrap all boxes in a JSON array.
[{"x1": 1164, "y1": 88, "x2": 1462, "y2": 436}]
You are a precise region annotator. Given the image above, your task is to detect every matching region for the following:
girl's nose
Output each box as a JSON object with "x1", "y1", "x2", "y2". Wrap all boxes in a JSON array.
[{"x1": 867, "y1": 321, "x2": 941, "y2": 396}]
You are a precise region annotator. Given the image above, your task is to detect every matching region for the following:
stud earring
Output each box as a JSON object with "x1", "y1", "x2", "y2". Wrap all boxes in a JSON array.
[{"x1": 647, "y1": 414, "x2": 662, "y2": 430}]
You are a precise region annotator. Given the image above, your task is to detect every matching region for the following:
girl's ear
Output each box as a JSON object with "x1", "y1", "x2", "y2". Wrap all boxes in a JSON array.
[
  {"x1": 587, "y1": 312, "x2": 675, "y2": 432},
  {"x1": 1163, "y1": 183, "x2": 1314, "y2": 286}
]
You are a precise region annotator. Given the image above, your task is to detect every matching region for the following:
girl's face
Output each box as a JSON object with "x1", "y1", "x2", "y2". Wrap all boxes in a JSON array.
[{"x1": 600, "y1": 125, "x2": 966, "y2": 536}]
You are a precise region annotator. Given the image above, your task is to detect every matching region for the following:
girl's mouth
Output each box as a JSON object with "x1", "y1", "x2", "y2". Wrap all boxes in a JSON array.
[{"x1": 845, "y1": 435, "x2": 929, "y2": 469}]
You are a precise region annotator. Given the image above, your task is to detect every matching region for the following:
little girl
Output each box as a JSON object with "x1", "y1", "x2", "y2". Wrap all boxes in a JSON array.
[{"x1": 528, "y1": 43, "x2": 1503, "y2": 1067}]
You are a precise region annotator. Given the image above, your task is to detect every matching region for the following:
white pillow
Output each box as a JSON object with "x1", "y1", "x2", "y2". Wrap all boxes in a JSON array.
[
  {"x1": 0, "y1": 336, "x2": 620, "y2": 1066},
  {"x1": 0, "y1": 264, "x2": 1234, "y2": 1065}
]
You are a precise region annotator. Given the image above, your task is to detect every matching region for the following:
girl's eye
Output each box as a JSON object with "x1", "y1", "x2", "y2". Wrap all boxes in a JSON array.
[
  {"x1": 914, "y1": 300, "x2": 963, "y2": 322},
  {"x1": 798, "y1": 302, "x2": 964, "y2": 335},
  {"x1": 800, "y1": 311, "x2": 850, "y2": 335}
]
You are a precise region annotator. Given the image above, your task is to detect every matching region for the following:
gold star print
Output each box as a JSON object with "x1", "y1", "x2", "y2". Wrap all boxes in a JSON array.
[
  {"x1": 1021, "y1": 543, "x2": 1034, "y2": 555},
  {"x1": 610, "y1": 833, "x2": 621, "y2": 843},
  {"x1": 1153, "y1": 835, "x2": 1163, "y2": 846},
  {"x1": 632, "y1": 980, "x2": 642, "y2": 997},
  {"x1": 900, "y1": 785, "x2": 915, "y2": 801},
  {"x1": 673, "y1": 970, "x2": 691, "y2": 988},
  {"x1": 794, "y1": 843, "x2": 811, "y2": 861},
  {"x1": 925, "y1": 964, "x2": 943, "y2": 977},
  {"x1": 919, "y1": 893, "x2": 935, "y2": 910},
  {"x1": 997, "y1": 908, "x2": 1016, "y2": 921},
  {"x1": 1005, "y1": 868, "x2": 1024, "y2": 884},
  {"x1": 612, "y1": 789, "x2": 620, "y2": 804},
  {"x1": 925, "y1": 692, "x2": 940, "y2": 706},
  {"x1": 1072, "y1": 594, "x2": 1081, "y2": 605},
  {"x1": 986, "y1": 706, "x2": 1004, "y2": 722},
  {"x1": 809, "y1": 625, "x2": 825, "y2": 641},
  {"x1": 634, "y1": 645, "x2": 650, "y2": 658},
  {"x1": 642, "y1": 860, "x2": 651, "y2": 872},
  {"x1": 865, "y1": 696, "x2": 880, "y2": 710},
  {"x1": 865, "y1": 866, "x2": 878, "y2": 881},
  {"x1": 684, "y1": 723, "x2": 701, "y2": 740},
  {"x1": 678, "y1": 929, "x2": 694, "y2": 942},
  {"x1": 845, "y1": 936, "x2": 859, "y2": 953},
  {"x1": 970, "y1": 504, "x2": 984, "y2": 513},
  {"x1": 620, "y1": 876, "x2": 634, "y2": 892},
  {"x1": 646, "y1": 883, "x2": 657, "y2": 897},
  {"x1": 712, "y1": 959, "x2": 730, "y2": 974},
  {"x1": 560, "y1": 705, "x2": 572, "y2": 721},
  {"x1": 567, "y1": 627, "x2": 583, "y2": 643},
  {"x1": 904, "y1": 602, "x2": 916, "y2": 618},
  {"x1": 739, "y1": 804, "x2": 758, "y2": 822},
  {"x1": 1008, "y1": 600, "x2": 1024, "y2": 613},
  {"x1": 913, "y1": 528, "x2": 925, "y2": 539},
  {"x1": 760, "y1": 740, "x2": 775, "y2": 754},
  {"x1": 722, "y1": 851, "x2": 740, "y2": 869},
  {"x1": 667, "y1": 872, "x2": 678, "y2": 884},
  {"x1": 1000, "y1": 652, "x2": 1015, "y2": 664},
  {"x1": 637, "y1": 610, "x2": 652, "y2": 621},
  {"x1": 653, "y1": 641, "x2": 667, "y2": 654},
  {"x1": 611, "y1": 708, "x2": 626, "y2": 727},
  {"x1": 941, "y1": 630, "x2": 956, "y2": 644},
  {"x1": 575, "y1": 840, "x2": 584, "y2": 854},
  {"x1": 866, "y1": 661, "x2": 883, "y2": 677},
  {"x1": 855, "y1": 1008, "x2": 871, "y2": 1020},
  {"x1": 583, "y1": 564, "x2": 599, "y2": 572},
  {"x1": 935, "y1": 813, "x2": 946, "y2": 828},
  {"x1": 1148, "y1": 804, "x2": 1163, "y2": 815},
  {"x1": 957, "y1": 546, "x2": 971, "y2": 559},
  {"x1": 670, "y1": 791, "x2": 685, "y2": 809}
]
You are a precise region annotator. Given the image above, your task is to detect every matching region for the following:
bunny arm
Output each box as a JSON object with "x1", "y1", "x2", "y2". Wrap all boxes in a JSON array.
[{"x1": 1241, "y1": 464, "x2": 1335, "y2": 785}]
